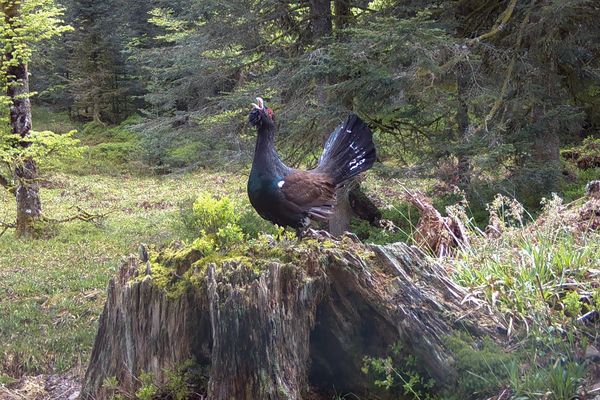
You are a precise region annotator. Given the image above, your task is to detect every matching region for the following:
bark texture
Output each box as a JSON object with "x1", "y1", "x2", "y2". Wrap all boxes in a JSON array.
[
  {"x1": 333, "y1": 0, "x2": 352, "y2": 30},
  {"x1": 328, "y1": 184, "x2": 353, "y2": 236},
  {"x1": 310, "y1": 0, "x2": 332, "y2": 40},
  {"x1": 82, "y1": 255, "x2": 212, "y2": 398},
  {"x1": 82, "y1": 236, "x2": 499, "y2": 400},
  {"x1": 455, "y1": 62, "x2": 472, "y2": 189}
]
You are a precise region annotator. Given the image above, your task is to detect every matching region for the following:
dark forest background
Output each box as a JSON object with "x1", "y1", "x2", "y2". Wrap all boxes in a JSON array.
[{"x1": 31, "y1": 0, "x2": 600, "y2": 212}]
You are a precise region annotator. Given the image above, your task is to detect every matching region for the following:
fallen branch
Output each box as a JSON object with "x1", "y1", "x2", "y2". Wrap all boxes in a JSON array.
[
  {"x1": 42, "y1": 206, "x2": 113, "y2": 224},
  {"x1": 0, "y1": 220, "x2": 16, "y2": 237},
  {"x1": 0, "y1": 206, "x2": 111, "y2": 237}
]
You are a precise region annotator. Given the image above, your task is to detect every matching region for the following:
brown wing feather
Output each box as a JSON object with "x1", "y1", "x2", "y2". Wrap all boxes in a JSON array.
[{"x1": 280, "y1": 171, "x2": 336, "y2": 210}]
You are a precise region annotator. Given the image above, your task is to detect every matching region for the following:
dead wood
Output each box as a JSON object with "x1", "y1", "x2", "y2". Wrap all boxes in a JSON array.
[
  {"x1": 403, "y1": 189, "x2": 469, "y2": 256},
  {"x1": 81, "y1": 234, "x2": 500, "y2": 400}
]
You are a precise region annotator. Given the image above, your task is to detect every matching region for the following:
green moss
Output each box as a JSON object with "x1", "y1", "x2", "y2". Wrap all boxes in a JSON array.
[
  {"x1": 157, "y1": 244, "x2": 203, "y2": 275},
  {"x1": 135, "y1": 231, "x2": 372, "y2": 300},
  {"x1": 146, "y1": 262, "x2": 189, "y2": 299}
]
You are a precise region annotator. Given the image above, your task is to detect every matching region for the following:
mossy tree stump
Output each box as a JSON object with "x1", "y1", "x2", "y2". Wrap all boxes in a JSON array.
[{"x1": 81, "y1": 235, "x2": 500, "y2": 399}]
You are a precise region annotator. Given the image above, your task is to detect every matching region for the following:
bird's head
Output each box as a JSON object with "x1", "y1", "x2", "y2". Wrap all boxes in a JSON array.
[{"x1": 249, "y1": 97, "x2": 274, "y2": 127}]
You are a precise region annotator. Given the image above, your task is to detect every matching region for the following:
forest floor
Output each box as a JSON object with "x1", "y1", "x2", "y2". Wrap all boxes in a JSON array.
[
  {"x1": 0, "y1": 110, "x2": 599, "y2": 399},
  {"x1": 0, "y1": 170, "x2": 246, "y2": 379}
]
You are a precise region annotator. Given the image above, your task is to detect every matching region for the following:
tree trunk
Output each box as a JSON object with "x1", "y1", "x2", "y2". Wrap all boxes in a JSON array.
[
  {"x1": 455, "y1": 62, "x2": 472, "y2": 190},
  {"x1": 349, "y1": 184, "x2": 381, "y2": 226},
  {"x1": 82, "y1": 237, "x2": 501, "y2": 399},
  {"x1": 333, "y1": 0, "x2": 352, "y2": 30},
  {"x1": 3, "y1": 5, "x2": 42, "y2": 237},
  {"x1": 310, "y1": 0, "x2": 332, "y2": 41},
  {"x1": 14, "y1": 158, "x2": 41, "y2": 237},
  {"x1": 328, "y1": 183, "x2": 354, "y2": 236},
  {"x1": 330, "y1": 182, "x2": 381, "y2": 235},
  {"x1": 516, "y1": 105, "x2": 561, "y2": 208}
]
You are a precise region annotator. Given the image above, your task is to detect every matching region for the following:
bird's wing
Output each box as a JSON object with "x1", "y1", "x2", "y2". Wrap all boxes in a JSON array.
[{"x1": 279, "y1": 171, "x2": 336, "y2": 219}]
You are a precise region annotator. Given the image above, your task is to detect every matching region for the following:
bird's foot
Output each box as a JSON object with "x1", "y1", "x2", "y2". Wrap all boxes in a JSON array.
[{"x1": 298, "y1": 228, "x2": 337, "y2": 240}]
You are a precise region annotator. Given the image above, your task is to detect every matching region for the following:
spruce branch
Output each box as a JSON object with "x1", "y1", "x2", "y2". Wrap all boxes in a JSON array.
[{"x1": 468, "y1": 0, "x2": 519, "y2": 44}]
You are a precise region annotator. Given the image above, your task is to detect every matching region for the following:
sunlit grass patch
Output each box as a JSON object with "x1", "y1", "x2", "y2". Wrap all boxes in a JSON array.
[{"x1": 0, "y1": 170, "x2": 245, "y2": 377}]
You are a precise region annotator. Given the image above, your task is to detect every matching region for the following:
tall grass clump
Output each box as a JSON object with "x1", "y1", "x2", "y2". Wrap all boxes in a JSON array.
[
  {"x1": 452, "y1": 194, "x2": 599, "y2": 334},
  {"x1": 444, "y1": 193, "x2": 599, "y2": 398}
]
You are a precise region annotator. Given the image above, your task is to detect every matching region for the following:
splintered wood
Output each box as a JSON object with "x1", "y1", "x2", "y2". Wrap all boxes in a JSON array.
[
  {"x1": 403, "y1": 189, "x2": 469, "y2": 257},
  {"x1": 81, "y1": 237, "x2": 499, "y2": 400}
]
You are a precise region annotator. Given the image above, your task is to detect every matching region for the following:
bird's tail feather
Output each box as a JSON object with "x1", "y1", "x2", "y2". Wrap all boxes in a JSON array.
[{"x1": 316, "y1": 114, "x2": 376, "y2": 186}]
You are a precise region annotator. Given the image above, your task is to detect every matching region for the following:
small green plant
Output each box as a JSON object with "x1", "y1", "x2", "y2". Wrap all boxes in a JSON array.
[
  {"x1": 178, "y1": 192, "x2": 281, "y2": 245},
  {"x1": 162, "y1": 359, "x2": 208, "y2": 400},
  {"x1": 562, "y1": 291, "x2": 583, "y2": 318},
  {"x1": 135, "y1": 372, "x2": 158, "y2": 400},
  {"x1": 103, "y1": 376, "x2": 126, "y2": 400},
  {"x1": 362, "y1": 343, "x2": 437, "y2": 400},
  {"x1": 191, "y1": 193, "x2": 238, "y2": 233}
]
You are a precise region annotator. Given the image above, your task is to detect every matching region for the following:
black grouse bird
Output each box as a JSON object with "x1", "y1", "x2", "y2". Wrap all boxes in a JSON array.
[{"x1": 247, "y1": 97, "x2": 376, "y2": 234}]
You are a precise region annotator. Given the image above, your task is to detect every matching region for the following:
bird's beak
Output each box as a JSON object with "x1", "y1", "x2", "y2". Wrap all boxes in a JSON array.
[{"x1": 251, "y1": 97, "x2": 264, "y2": 110}]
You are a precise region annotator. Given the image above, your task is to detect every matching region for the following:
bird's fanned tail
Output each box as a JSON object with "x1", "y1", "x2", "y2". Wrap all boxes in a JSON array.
[{"x1": 316, "y1": 114, "x2": 376, "y2": 186}]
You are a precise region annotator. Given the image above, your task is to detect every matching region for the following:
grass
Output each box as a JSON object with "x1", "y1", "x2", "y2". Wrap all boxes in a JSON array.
[
  {"x1": 450, "y1": 195, "x2": 600, "y2": 336},
  {"x1": 442, "y1": 195, "x2": 600, "y2": 398},
  {"x1": 0, "y1": 170, "x2": 246, "y2": 377}
]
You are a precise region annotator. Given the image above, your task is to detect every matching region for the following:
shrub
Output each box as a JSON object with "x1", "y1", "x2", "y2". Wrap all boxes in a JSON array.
[
  {"x1": 191, "y1": 193, "x2": 239, "y2": 235},
  {"x1": 238, "y1": 208, "x2": 281, "y2": 238},
  {"x1": 189, "y1": 193, "x2": 245, "y2": 253},
  {"x1": 178, "y1": 192, "x2": 280, "y2": 244}
]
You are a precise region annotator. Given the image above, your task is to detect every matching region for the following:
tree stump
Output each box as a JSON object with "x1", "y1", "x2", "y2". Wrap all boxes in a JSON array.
[{"x1": 81, "y1": 236, "x2": 500, "y2": 399}]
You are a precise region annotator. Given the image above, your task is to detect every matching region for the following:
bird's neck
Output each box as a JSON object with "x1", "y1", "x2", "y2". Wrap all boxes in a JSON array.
[{"x1": 252, "y1": 122, "x2": 285, "y2": 172}]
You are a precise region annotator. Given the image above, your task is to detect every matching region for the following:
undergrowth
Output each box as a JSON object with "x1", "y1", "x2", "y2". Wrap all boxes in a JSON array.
[
  {"x1": 446, "y1": 194, "x2": 599, "y2": 398},
  {"x1": 361, "y1": 191, "x2": 599, "y2": 399}
]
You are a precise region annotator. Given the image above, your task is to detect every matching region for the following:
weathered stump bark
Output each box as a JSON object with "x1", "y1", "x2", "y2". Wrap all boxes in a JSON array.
[{"x1": 82, "y1": 236, "x2": 499, "y2": 399}]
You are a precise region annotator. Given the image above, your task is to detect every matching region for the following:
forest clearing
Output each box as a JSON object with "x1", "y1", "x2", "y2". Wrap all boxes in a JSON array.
[{"x1": 1, "y1": 0, "x2": 600, "y2": 399}]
